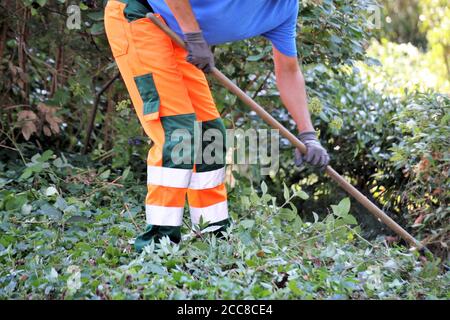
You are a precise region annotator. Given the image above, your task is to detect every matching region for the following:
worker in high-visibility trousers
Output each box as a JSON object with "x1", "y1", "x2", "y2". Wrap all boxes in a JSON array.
[{"x1": 104, "y1": 0, "x2": 330, "y2": 251}]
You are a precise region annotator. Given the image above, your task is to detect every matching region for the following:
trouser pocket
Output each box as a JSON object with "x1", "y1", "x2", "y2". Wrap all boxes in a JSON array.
[
  {"x1": 134, "y1": 73, "x2": 160, "y2": 120},
  {"x1": 104, "y1": 1, "x2": 129, "y2": 58}
]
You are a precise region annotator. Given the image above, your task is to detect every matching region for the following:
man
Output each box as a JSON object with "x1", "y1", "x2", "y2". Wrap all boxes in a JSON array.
[{"x1": 104, "y1": 0, "x2": 330, "y2": 252}]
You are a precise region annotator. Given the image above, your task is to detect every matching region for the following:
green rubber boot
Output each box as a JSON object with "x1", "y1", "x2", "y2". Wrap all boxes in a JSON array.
[
  {"x1": 134, "y1": 225, "x2": 181, "y2": 252},
  {"x1": 208, "y1": 218, "x2": 231, "y2": 238}
]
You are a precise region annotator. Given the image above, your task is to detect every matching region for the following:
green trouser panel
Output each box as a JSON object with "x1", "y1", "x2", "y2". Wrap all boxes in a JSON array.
[
  {"x1": 119, "y1": 0, "x2": 153, "y2": 22},
  {"x1": 134, "y1": 225, "x2": 182, "y2": 252},
  {"x1": 134, "y1": 73, "x2": 160, "y2": 115},
  {"x1": 195, "y1": 117, "x2": 227, "y2": 172},
  {"x1": 161, "y1": 113, "x2": 196, "y2": 169}
]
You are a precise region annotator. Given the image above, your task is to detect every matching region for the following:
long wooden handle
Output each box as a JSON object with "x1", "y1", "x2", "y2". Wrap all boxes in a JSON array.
[{"x1": 146, "y1": 14, "x2": 422, "y2": 249}]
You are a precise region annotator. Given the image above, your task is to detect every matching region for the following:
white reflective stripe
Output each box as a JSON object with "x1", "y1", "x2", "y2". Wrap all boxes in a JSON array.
[
  {"x1": 189, "y1": 167, "x2": 226, "y2": 190},
  {"x1": 146, "y1": 205, "x2": 184, "y2": 226},
  {"x1": 147, "y1": 166, "x2": 192, "y2": 188},
  {"x1": 190, "y1": 200, "x2": 228, "y2": 225}
]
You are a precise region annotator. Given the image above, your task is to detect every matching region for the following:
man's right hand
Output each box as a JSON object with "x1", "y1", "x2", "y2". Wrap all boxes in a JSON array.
[{"x1": 184, "y1": 31, "x2": 215, "y2": 73}]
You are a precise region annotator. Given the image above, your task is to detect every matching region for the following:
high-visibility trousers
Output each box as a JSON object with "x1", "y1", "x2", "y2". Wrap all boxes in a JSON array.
[{"x1": 104, "y1": 0, "x2": 229, "y2": 248}]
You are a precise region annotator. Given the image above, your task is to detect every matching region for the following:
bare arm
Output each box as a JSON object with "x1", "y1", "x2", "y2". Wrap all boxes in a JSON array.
[
  {"x1": 164, "y1": 0, "x2": 200, "y2": 33},
  {"x1": 273, "y1": 47, "x2": 314, "y2": 134}
]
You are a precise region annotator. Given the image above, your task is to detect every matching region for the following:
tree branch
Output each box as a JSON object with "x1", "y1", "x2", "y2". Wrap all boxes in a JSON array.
[{"x1": 82, "y1": 73, "x2": 120, "y2": 154}]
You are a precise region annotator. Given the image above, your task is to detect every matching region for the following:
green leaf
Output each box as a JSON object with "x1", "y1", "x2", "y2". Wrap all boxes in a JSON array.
[
  {"x1": 292, "y1": 216, "x2": 303, "y2": 229},
  {"x1": 146, "y1": 263, "x2": 166, "y2": 275},
  {"x1": 338, "y1": 198, "x2": 351, "y2": 215},
  {"x1": 38, "y1": 203, "x2": 62, "y2": 220},
  {"x1": 66, "y1": 215, "x2": 91, "y2": 224},
  {"x1": 296, "y1": 190, "x2": 309, "y2": 200},
  {"x1": 192, "y1": 242, "x2": 209, "y2": 251},
  {"x1": 39, "y1": 150, "x2": 54, "y2": 163},
  {"x1": 87, "y1": 10, "x2": 104, "y2": 22},
  {"x1": 241, "y1": 196, "x2": 251, "y2": 210},
  {"x1": 332, "y1": 198, "x2": 351, "y2": 217},
  {"x1": 245, "y1": 259, "x2": 257, "y2": 267},
  {"x1": 35, "y1": 0, "x2": 47, "y2": 7},
  {"x1": 261, "y1": 181, "x2": 268, "y2": 195},
  {"x1": 288, "y1": 280, "x2": 303, "y2": 295},
  {"x1": 54, "y1": 197, "x2": 67, "y2": 210},
  {"x1": 342, "y1": 214, "x2": 358, "y2": 225},
  {"x1": 79, "y1": 2, "x2": 88, "y2": 10},
  {"x1": 313, "y1": 212, "x2": 319, "y2": 223},
  {"x1": 241, "y1": 219, "x2": 255, "y2": 229},
  {"x1": 5, "y1": 194, "x2": 27, "y2": 211},
  {"x1": 90, "y1": 22, "x2": 105, "y2": 35},
  {"x1": 53, "y1": 157, "x2": 64, "y2": 168},
  {"x1": 99, "y1": 169, "x2": 110, "y2": 180},
  {"x1": 19, "y1": 168, "x2": 34, "y2": 180},
  {"x1": 121, "y1": 166, "x2": 131, "y2": 180},
  {"x1": 279, "y1": 208, "x2": 296, "y2": 222},
  {"x1": 283, "y1": 183, "x2": 290, "y2": 201},
  {"x1": 201, "y1": 225, "x2": 222, "y2": 233}
]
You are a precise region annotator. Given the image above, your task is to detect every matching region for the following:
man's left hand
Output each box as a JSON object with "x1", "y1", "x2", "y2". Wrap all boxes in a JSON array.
[
  {"x1": 184, "y1": 31, "x2": 215, "y2": 73},
  {"x1": 294, "y1": 131, "x2": 330, "y2": 170}
]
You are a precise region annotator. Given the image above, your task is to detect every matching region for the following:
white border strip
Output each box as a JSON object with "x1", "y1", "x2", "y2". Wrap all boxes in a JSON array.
[
  {"x1": 146, "y1": 205, "x2": 184, "y2": 226},
  {"x1": 147, "y1": 166, "x2": 192, "y2": 188},
  {"x1": 189, "y1": 167, "x2": 226, "y2": 190},
  {"x1": 190, "y1": 200, "x2": 228, "y2": 225}
]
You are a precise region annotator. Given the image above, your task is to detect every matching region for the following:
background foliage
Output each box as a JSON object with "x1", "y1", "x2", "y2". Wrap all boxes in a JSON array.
[{"x1": 0, "y1": 0, "x2": 448, "y2": 299}]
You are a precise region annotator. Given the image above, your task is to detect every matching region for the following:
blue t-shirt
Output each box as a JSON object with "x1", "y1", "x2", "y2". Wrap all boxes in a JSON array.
[{"x1": 147, "y1": 0, "x2": 299, "y2": 57}]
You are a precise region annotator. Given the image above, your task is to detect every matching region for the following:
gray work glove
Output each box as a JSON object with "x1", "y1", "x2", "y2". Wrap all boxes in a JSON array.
[
  {"x1": 294, "y1": 131, "x2": 330, "y2": 170},
  {"x1": 184, "y1": 31, "x2": 215, "y2": 73}
]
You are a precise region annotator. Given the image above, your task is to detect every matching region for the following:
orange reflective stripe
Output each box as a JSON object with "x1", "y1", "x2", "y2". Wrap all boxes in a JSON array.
[
  {"x1": 187, "y1": 183, "x2": 227, "y2": 208},
  {"x1": 146, "y1": 185, "x2": 187, "y2": 207}
]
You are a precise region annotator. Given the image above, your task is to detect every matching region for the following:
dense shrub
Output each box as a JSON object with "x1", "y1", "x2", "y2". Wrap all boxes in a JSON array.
[
  {"x1": 0, "y1": 0, "x2": 448, "y2": 299},
  {"x1": 0, "y1": 153, "x2": 447, "y2": 299},
  {"x1": 389, "y1": 93, "x2": 449, "y2": 255},
  {"x1": 302, "y1": 70, "x2": 448, "y2": 255}
]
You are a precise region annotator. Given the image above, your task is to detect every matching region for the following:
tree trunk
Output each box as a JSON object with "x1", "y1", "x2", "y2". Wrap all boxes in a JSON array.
[
  {"x1": 103, "y1": 86, "x2": 115, "y2": 151},
  {"x1": 50, "y1": 43, "x2": 64, "y2": 97},
  {"x1": 0, "y1": 0, "x2": 11, "y2": 67},
  {"x1": 17, "y1": 4, "x2": 30, "y2": 104}
]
